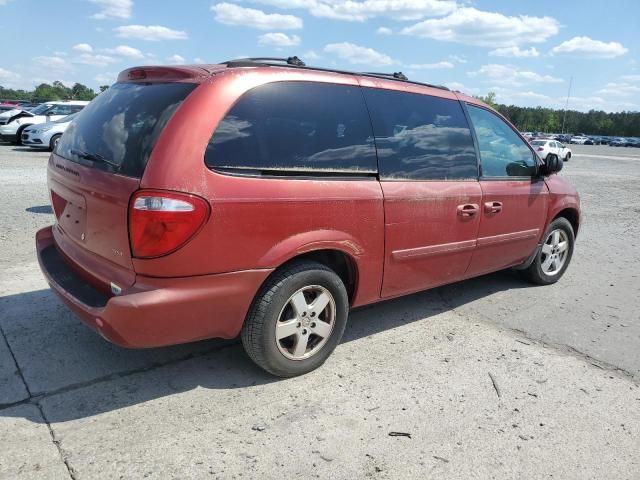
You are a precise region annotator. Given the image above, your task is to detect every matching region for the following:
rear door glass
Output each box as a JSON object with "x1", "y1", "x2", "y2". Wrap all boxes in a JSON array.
[
  {"x1": 56, "y1": 82, "x2": 196, "y2": 178},
  {"x1": 362, "y1": 88, "x2": 478, "y2": 180},
  {"x1": 205, "y1": 81, "x2": 377, "y2": 176}
]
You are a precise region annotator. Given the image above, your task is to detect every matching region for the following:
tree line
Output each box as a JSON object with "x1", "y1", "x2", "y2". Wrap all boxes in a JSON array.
[
  {"x1": 0, "y1": 81, "x2": 108, "y2": 103},
  {"x1": 477, "y1": 92, "x2": 640, "y2": 137}
]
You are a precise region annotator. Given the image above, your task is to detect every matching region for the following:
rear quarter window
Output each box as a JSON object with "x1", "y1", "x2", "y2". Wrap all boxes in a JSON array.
[
  {"x1": 56, "y1": 82, "x2": 196, "y2": 178},
  {"x1": 205, "y1": 81, "x2": 377, "y2": 176}
]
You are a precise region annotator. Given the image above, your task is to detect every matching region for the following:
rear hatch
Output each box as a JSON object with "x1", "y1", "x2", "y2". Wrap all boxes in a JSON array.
[{"x1": 50, "y1": 80, "x2": 197, "y2": 288}]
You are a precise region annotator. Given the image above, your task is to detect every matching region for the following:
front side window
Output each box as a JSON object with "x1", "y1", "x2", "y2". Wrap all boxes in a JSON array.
[
  {"x1": 363, "y1": 88, "x2": 478, "y2": 180},
  {"x1": 467, "y1": 105, "x2": 536, "y2": 178},
  {"x1": 205, "y1": 81, "x2": 377, "y2": 175}
]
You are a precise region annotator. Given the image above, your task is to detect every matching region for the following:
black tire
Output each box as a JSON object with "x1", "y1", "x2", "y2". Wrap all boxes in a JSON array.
[
  {"x1": 15, "y1": 125, "x2": 30, "y2": 145},
  {"x1": 49, "y1": 134, "x2": 62, "y2": 152},
  {"x1": 521, "y1": 217, "x2": 575, "y2": 285},
  {"x1": 564, "y1": 152, "x2": 571, "y2": 162},
  {"x1": 241, "y1": 260, "x2": 349, "y2": 377},
  {"x1": 547, "y1": 153, "x2": 558, "y2": 163}
]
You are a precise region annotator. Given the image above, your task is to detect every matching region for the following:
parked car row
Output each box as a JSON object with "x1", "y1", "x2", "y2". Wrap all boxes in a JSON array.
[
  {"x1": 522, "y1": 131, "x2": 640, "y2": 147},
  {"x1": 0, "y1": 100, "x2": 88, "y2": 149}
]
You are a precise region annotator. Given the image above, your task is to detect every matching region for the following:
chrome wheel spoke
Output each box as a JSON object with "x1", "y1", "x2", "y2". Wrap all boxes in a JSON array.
[
  {"x1": 541, "y1": 243, "x2": 553, "y2": 255},
  {"x1": 276, "y1": 319, "x2": 299, "y2": 340},
  {"x1": 312, "y1": 320, "x2": 332, "y2": 339},
  {"x1": 290, "y1": 291, "x2": 308, "y2": 317},
  {"x1": 557, "y1": 241, "x2": 568, "y2": 253},
  {"x1": 292, "y1": 333, "x2": 309, "y2": 357},
  {"x1": 311, "y1": 292, "x2": 331, "y2": 315},
  {"x1": 551, "y1": 230, "x2": 560, "y2": 246},
  {"x1": 541, "y1": 255, "x2": 554, "y2": 271}
]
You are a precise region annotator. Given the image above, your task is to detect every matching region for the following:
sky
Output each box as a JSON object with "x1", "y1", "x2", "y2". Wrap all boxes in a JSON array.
[{"x1": 0, "y1": 0, "x2": 638, "y2": 112}]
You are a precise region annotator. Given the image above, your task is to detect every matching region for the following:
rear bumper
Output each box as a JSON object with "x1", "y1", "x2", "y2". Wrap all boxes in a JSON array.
[{"x1": 36, "y1": 226, "x2": 273, "y2": 348}]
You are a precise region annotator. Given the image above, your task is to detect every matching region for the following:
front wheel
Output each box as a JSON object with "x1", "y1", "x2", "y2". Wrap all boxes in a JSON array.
[
  {"x1": 564, "y1": 152, "x2": 571, "y2": 162},
  {"x1": 241, "y1": 260, "x2": 349, "y2": 377},
  {"x1": 521, "y1": 217, "x2": 575, "y2": 285}
]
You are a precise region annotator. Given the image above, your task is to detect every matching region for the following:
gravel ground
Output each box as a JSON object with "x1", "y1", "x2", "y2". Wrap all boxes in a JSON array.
[{"x1": 0, "y1": 142, "x2": 639, "y2": 479}]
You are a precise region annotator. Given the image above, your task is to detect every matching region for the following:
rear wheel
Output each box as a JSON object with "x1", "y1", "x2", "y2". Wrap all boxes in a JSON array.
[
  {"x1": 241, "y1": 260, "x2": 349, "y2": 377},
  {"x1": 564, "y1": 152, "x2": 571, "y2": 162},
  {"x1": 521, "y1": 217, "x2": 575, "y2": 285},
  {"x1": 49, "y1": 134, "x2": 62, "y2": 152}
]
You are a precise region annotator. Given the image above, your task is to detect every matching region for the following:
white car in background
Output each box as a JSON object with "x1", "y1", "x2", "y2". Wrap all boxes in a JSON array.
[
  {"x1": 570, "y1": 135, "x2": 589, "y2": 145},
  {"x1": 531, "y1": 139, "x2": 572, "y2": 162},
  {"x1": 21, "y1": 112, "x2": 78, "y2": 151},
  {"x1": 0, "y1": 101, "x2": 88, "y2": 144}
]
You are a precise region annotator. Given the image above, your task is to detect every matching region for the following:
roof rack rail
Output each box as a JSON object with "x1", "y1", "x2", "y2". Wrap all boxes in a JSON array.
[
  {"x1": 223, "y1": 56, "x2": 306, "y2": 67},
  {"x1": 362, "y1": 71, "x2": 408, "y2": 81},
  {"x1": 222, "y1": 58, "x2": 450, "y2": 92}
]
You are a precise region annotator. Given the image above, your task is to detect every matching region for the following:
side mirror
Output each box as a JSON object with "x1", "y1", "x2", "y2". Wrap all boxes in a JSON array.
[{"x1": 542, "y1": 155, "x2": 563, "y2": 175}]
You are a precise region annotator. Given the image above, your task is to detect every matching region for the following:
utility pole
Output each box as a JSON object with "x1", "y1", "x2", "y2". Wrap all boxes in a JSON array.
[{"x1": 561, "y1": 76, "x2": 573, "y2": 135}]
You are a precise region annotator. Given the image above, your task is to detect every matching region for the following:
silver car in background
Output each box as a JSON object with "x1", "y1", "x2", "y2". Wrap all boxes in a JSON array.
[{"x1": 21, "y1": 112, "x2": 78, "y2": 151}]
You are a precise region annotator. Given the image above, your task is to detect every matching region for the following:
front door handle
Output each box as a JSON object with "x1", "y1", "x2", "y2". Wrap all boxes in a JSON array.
[
  {"x1": 484, "y1": 201, "x2": 503, "y2": 214},
  {"x1": 457, "y1": 203, "x2": 479, "y2": 217}
]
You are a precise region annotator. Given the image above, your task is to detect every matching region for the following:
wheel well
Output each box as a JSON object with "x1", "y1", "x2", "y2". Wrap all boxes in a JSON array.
[
  {"x1": 279, "y1": 250, "x2": 358, "y2": 303},
  {"x1": 554, "y1": 208, "x2": 580, "y2": 238}
]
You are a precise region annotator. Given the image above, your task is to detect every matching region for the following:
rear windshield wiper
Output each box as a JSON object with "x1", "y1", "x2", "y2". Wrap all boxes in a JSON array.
[{"x1": 70, "y1": 149, "x2": 120, "y2": 169}]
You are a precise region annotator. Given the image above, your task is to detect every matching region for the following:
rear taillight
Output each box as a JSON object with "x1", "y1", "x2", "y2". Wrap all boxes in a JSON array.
[{"x1": 129, "y1": 190, "x2": 209, "y2": 258}]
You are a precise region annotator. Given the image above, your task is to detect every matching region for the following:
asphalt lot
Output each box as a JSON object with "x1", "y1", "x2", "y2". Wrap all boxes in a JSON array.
[{"x1": 0, "y1": 143, "x2": 639, "y2": 479}]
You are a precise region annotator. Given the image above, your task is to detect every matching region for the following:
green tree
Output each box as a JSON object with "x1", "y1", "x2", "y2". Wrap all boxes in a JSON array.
[{"x1": 99, "y1": 85, "x2": 110, "y2": 92}]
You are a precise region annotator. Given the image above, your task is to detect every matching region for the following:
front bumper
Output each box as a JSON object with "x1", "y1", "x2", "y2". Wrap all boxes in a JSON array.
[
  {"x1": 21, "y1": 130, "x2": 48, "y2": 147},
  {"x1": 36, "y1": 226, "x2": 273, "y2": 348}
]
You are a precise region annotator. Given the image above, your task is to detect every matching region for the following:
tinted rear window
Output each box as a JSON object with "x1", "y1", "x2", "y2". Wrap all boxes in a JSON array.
[
  {"x1": 205, "y1": 81, "x2": 377, "y2": 176},
  {"x1": 56, "y1": 82, "x2": 196, "y2": 178},
  {"x1": 363, "y1": 88, "x2": 478, "y2": 180}
]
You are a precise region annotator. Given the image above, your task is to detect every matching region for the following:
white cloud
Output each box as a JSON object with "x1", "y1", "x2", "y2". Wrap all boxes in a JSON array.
[
  {"x1": 448, "y1": 54, "x2": 466, "y2": 64},
  {"x1": 304, "y1": 50, "x2": 321, "y2": 60},
  {"x1": 95, "y1": 72, "x2": 117, "y2": 84},
  {"x1": 489, "y1": 46, "x2": 539, "y2": 58},
  {"x1": 114, "y1": 25, "x2": 188, "y2": 41},
  {"x1": 376, "y1": 27, "x2": 392, "y2": 35},
  {"x1": 166, "y1": 54, "x2": 186, "y2": 64},
  {"x1": 621, "y1": 74, "x2": 640, "y2": 83},
  {"x1": 194, "y1": 57, "x2": 205, "y2": 63},
  {"x1": 469, "y1": 64, "x2": 562, "y2": 87},
  {"x1": 248, "y1": 0, "x2": 456, "y2": 22},
  {"x1": 324, "y1": 42, "x2": 393, "y2": 66},
  {"x1": 33, "y1": 56, "x2": 72, "y2": 71},
  {"x1": 0, "y1": 67, "x2": 19, "y2": 82},
  {"x1": 445, "y1": 81, "x2": 478, "y2": 95},
  {"x1": 402, "y1": 7, "x2": 559, "y2": 47},
  {"x1": 89, "y1": 0, "x2": 132, "y2": 19},
  {"x1": 258, "y1": 32, "x2": 301, "y2": 47},
  {"x1": 73, "y1": 53, "x2": 118, "y2": 67},
  {"x1": 104, "y1": 45, "x2": 145, "y2": 58},
  {"x1": 595, "y1": 82, "x2": 640, "y2": 96},
  {"x1": 211, "y1": 3, "x2": 302, "y2": 30},
  {"x1": 72, "y1": 43, "x2": 93, "y2": 53},
  {"x1": 552, "y1": 36, "x2": 628, "y2": 58},
  {"x1": 407, "y1": 61, "x2": 454, "y2": 69}
]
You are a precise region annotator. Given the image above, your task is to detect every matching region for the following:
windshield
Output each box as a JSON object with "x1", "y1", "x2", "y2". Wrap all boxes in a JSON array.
[
  {"x1": 53, "y1": 112, "x2": 78, "y2": 124},
  {"x1": 30, "y1": 104, "x2": 54, "y2": 115},
  {"x1": 56, "y1": 82, "x2": 197, "y2": 178}
]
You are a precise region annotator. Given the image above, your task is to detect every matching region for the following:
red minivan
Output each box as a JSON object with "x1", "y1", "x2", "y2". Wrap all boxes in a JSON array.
[{"x1": 36, "y1": 58, "x2": 580, "y2": 377}]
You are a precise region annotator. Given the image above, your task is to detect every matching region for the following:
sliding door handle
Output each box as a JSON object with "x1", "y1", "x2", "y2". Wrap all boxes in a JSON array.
[
  {"x1": 457, "y1": 204, "x2": 479, "y2": 217},
  {"x1": 484, "y1": 201, "x2": 503, "y2": 214}
]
